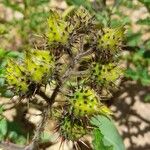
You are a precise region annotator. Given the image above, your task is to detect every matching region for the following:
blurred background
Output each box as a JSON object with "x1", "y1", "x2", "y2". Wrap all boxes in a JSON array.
[{"x1": 0, "y1": 0, "x2": 150, "y2": 150}]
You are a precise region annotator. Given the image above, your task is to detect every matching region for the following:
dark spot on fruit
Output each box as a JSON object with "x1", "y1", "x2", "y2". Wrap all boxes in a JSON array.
[
  {"x1": 76, "y1": 95, "x2": 79, "y2": 98},
  {"x1": 103, "y1": 78, "x2": 106, "y2": 81},
  {"x1": 89, "y1": 105, "x2": 92, "y2": 108},
  {"x1": 21, "y1": 78, "x2": 24, "y2": 82},
  {"x1": 78, "y1": 109, "x2": 81, "y2": 113},
  {"x1": 80, "y1": 88, "x2": 83, "y2": 92},
  {"x1": 92, "y1": 69, "x2": 96, "y2": 73},
  {"x1": 93, "y1": 63, "x2": 96, "y2": 67},
  {"x1": 85, "y1": 89, "x2": 88, "y2": 93},
  {"x1": 42, "y1": 57, "x2": 46, "y2": 60},
  {"x1": 84, "y1": 101, "x2": 87, "y2": 104},
  {"x1": 21, "y1": 72, "x2": 26, "y2": 76},
  {"x1": 99, "y1": 65, "x2": 102, "y2": 70},
  {"x1": 95, "y1": 75, "x2": 98, "y2": 78},
  {"x1": 62, "y1": 32, "x2": 65, "y2": 36}
]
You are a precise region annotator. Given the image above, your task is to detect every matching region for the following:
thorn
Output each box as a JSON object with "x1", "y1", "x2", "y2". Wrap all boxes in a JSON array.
[{"x1": 78, "y1": 139, "x2": 89, "y2": 149}]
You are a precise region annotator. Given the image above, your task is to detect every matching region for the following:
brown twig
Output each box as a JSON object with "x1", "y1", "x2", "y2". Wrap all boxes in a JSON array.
[{"x1": 24, "y1": 106, "x2": 50, "y2": 150}]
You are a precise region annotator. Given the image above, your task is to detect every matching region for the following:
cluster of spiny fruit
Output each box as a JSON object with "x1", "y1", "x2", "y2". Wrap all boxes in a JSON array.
[{"x1": 5, "y1": 7, "x2": 125, "y2": 144}]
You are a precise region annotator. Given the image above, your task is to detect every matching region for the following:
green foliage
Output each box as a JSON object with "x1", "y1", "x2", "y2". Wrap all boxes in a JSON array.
[
  {"x1": 1, "y1": 0, "x2": 50, "y2": 50},
  {"x1": 92, "y1": 128, "x2": 113, "y2": 150},
  {"x1": 125, "y1": 49, "x2": 150, "y2": 86},
  {"x1": 91, "y1": 115, "x2": 125, "y2": 150},
  {"x1": 65, "y1": 0, "x2": 92, "y2": 10},
  {"x1": 137, "y1": 17, "x2": 150, "y2": 25},
  {"x1": 144, "y1": 94, "x2": 150, "y2": 102},
  {"x1": 0, "y1": 105, "x2": 27, "y2": 144},
  {"x1": 0, "y1": 118, "x2": 7, "y2": 138},
  {"x1": 139, "y1": 0, "x2": 150, "y2": 10}
]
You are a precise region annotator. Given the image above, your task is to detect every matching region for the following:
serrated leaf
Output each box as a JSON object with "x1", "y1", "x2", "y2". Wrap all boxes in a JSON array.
[
  {"x1": 91, "y1": 115, "x2": 125, "y2": 150},
  {"x1": 92, "y1": 128, "x2": 113, "y2": 150}
]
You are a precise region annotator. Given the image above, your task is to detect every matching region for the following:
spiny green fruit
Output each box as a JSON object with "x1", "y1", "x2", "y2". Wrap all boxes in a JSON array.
[
  {"x1": 25, "y1": 49, "x2": 55, "y2": 83},
  {"x1": 47, "y1": 10, "x2": 73, "y2": 46},
  {"x1": 59, "y1": 116, "x2": 86, "y2": 141},
  {"x1": 68, "y1": 6, "x2": 94, "y2": 31},
  {"x1": 69, "y1": 87, "x2": 112, "y2": 117},
  {"x1": 98, "y1": 27, "x2": 125, "y2": 52},
  {"x1": 5, "y1": 60, "x2": 28, "y2": 95},
  {"x1": 5, "y1": 49, "x2": 55, "y2": 96},
  {"x1": 91, "y1": 62, "x2": 123, "y2": 87}
]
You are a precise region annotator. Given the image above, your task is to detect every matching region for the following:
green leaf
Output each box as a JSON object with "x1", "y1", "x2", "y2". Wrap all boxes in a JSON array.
[
  {"x1": 40, "y1": 131, "x2": 56, "y2": 142},
  {"x1": 6, "y1": 51, "x2": 22, "y2": 58},
  {"x1": 2, "y1": 0, "x2": 23, "y2": 12},
  {"x1": 0, "y1": 48, "x2": 6, "y2": 58},
  {"x1": 91, "y1": 115, "x2": 125, "y2": 150},
  {"x1": 65, "y1": 0, "x2": 92, "y2": 10},
  {"x1": 126, "y1": 31, "x2": 142, "y2": 46},
  {"x1": 139, "y1": 0, "x2": 150, "y2": 5},
  {"x1": 137, "y1": 17, "x2": 150, "y2": 25},
  {"x1": 24, "y1": 0, "x2": 50, "y2": 7},
  {"x1": 0, "y1": 105, "x2": 4, "y2": 114},
  {"x1": 92, "y1": 128, "x2": 113, "y2": 150},
  {"x1": 125, "y1": 69, "x2": 139, "y2": 80},
  {"x1": 0, "y1": 118, "x2": 8, "y2": 136},
  {"x1": 144, "y1": 94, "x2": 150, "y2": 103}
]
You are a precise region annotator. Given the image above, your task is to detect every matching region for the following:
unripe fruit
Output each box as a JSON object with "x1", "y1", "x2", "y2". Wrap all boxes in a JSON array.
[
  {"x1": 5, "y1": 49, "x2": 55, "y2": 96},
  {"x1": 47, "y1": 10, "x2": 73, "y2": 46},
  {"x1": 69, "y1": 87, "x2": 112, "y2": 117},
  {"x1": 91, "y1": 62, "x2": 123, "y2": 87},
  {"x1": 68, "y1": 6, "x2": 93, "y2": 30},
  {"x1": 5, "y1": 60, "x2": 28, "y2": 95},
  {"x1": 98, "y1": 27, "x2": 125, "y2": 52},
  {"x1": 25, "y1": 49, "x2": 55, "y2": 83},
  {"x1": 59, "y1": 116, "x2": 86, "y2": 141}
]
